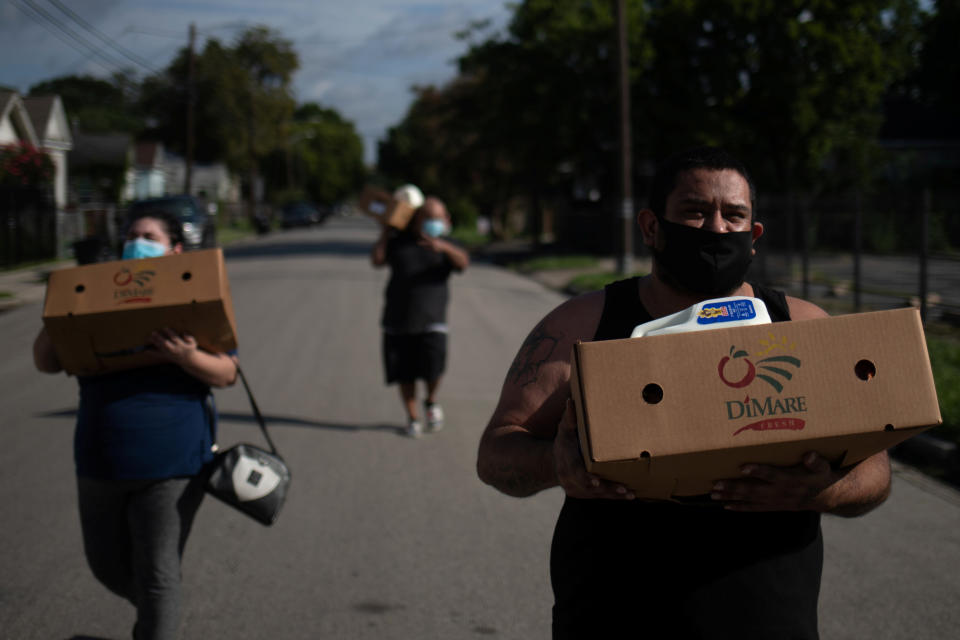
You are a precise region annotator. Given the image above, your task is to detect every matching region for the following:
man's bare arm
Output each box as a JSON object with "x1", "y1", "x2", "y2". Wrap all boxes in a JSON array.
[
  {"x1": 476, "y1": 309, "x2": 574, "y2": 497},
  {"x1": 371, "y1": 227, "x2": 390, "y2": 267},
  {"x1": 813, "y1": 450, "x2": 891, "y2": 516},
  {"x1": 477, "y1": 291, "x2": 636, "y2": 500},
  {"x1": 712, "y1": 449, "x2": 891, "y2": 516}
]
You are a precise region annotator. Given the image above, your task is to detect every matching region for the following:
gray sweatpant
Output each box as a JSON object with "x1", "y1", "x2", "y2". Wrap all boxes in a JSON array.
[{"x1": 77, "y1": 475, "x2": 205, "y2": 640}]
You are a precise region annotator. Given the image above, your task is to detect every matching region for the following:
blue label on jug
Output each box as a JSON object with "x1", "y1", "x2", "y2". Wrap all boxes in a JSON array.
[{"x1": 696, "y1": 299, "x2": 757, "y2": 325}]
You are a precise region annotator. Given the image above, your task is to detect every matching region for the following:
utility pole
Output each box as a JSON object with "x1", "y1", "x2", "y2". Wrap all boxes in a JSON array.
[
  {"x1": 615, "y1": 0, "x2": 633, "y2": 275},
  {"x1": 185, "y1": 23, "x2": 196, "y2": 195}
]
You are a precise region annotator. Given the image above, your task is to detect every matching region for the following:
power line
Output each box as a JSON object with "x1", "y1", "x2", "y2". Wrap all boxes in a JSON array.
[
  {"x1": 44, "y1": 0, "x2": 160, "y2": 74},
  {"x1": 122, "y1": 27, "x2": 185, "y2": 40},
  {"x1": 11, "y1": 0, "x2": 128, "y2": 75}
]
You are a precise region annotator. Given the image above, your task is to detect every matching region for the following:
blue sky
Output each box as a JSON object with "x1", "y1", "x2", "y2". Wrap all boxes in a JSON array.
[{"x1": 0, "y1": 0, "x2": 512, "y2": 163}]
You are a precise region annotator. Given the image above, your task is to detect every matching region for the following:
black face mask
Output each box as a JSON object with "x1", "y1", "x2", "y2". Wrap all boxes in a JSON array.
[{"x1": 652, "y1": 217, "x2": 754, "y2": 297}]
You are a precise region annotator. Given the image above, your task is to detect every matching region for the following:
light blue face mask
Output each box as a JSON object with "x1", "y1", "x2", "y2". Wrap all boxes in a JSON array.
[
  {"x1": 122, "y1": 238, "x2": 168, "y2": 260},
  {"x1": 422, "y1": 219, "x2": 447, "y2": 238}
]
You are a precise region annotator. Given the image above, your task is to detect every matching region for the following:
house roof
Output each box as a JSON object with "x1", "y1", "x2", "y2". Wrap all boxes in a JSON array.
[
  {"x1": 23, "y1": 96, "x2": 55, "y2": 134},
  {"x1": 0, "y1": 91, "x2": 16, "y2": 119},
  {"x1": 23, "y1": 95, "x2": 72, "y2": 150},
  {"x1": 0, "y1": 91, "x2": 39, "y2": 146},
  {"x1": 135, "y1": 141, "x2": 164, "y2": 167}
]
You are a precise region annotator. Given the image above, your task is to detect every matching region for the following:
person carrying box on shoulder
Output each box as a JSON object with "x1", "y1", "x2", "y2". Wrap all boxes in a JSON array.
[{"x1": 371, "y1": 193, "x2": 470, "y2": 437}]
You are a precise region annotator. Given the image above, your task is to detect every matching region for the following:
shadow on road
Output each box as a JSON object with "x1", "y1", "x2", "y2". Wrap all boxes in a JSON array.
[
  {"x1": 216, "y1": 411, "x2": 404, "y2": 436},
  {"x1": 224, "y1": 239, "x2": 371, "y2": 260},
  {"x1": 37, "y1": 409, "x2": 405, "y2": 437}
]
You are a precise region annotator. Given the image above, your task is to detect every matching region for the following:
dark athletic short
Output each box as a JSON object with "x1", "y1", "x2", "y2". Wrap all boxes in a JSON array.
[{"x1": 382, "y1": 332, "x2": 447, "y2": 384}]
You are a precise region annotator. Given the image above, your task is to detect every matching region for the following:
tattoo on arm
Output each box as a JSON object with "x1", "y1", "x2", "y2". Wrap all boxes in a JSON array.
[
  {"x1": 493, "y1": 460, "x2": 549, "y2": 497},
  {"x1": 508, "y1": 323, "x2": 562, "y2": 387}
]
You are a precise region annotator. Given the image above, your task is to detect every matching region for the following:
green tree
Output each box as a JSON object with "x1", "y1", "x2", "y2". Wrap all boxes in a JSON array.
[
  {"x1": 381, "y1": 1, "x2": 644, "y2": 241},
  {"x1": 914, "y1": 0, "x2": 960, "y2": 131},
  {"x1": 28, "y1": 73, "x2": 142, "y2": 133},
  {"x1": 140, "y1": 39, "x2": 246, "y2": 164},
  {"x1": 264, "y1": 102, "x2": 365, "y2": 205},
  {"x1": 636, "y1": 0, "x2": 921, "y2": 194},
  {"x1": 380, "y1": 0, "x2": 922, "y2": 246},
  {"x1": 140, "y1": 26, "x2": 298, "y2": 214}
]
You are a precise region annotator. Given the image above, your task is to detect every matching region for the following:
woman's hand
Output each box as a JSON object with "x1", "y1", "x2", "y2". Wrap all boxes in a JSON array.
[
  {"x1": 149, "y1": 328, "x2": 238, "y2": 388},
  {"x1": 149, "y1": 328, "x2": 199, "y2": 366}
]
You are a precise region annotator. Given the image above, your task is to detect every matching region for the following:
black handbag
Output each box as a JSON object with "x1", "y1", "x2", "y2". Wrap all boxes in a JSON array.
[{"x1": 205, "y1": 367, "x2": 291, "y2": 526}]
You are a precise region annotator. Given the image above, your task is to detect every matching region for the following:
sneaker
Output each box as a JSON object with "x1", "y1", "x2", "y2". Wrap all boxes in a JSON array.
[
  {"x1": 425, "y1": 403, "x2": 444, "y2": 432},
  {"x1": 405, "y1": 418, "x2": 424, "y2": 438}
]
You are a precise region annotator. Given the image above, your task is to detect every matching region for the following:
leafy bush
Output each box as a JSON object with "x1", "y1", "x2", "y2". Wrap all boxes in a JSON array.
[
  {"x1": 0, "y1": 142, "x2": 54, "y2": 187},
  {"x1": 566, "y1": 271, "x2": 646, "y2": 295},
  {"x1": 928, "y1": 335, "x2": 960, "y2": 444},
  {"x1": 449, "y1": 226, "x2": 489, "y2": 249},
  {"x1": 512, "y1": 255, "x2": 598, "y2": 273},
  {"x1": 448, "y1": 196, "x2": 479, "y2": 231},
  {"x1": 865, "y1": 210, "x2": 899, "y2": 253}
]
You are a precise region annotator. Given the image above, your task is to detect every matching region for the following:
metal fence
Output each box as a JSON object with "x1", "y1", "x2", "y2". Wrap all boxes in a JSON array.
[
  {"x1": 0, "y1": 187, "x2": 56, "y2": 269},
  {"x1": 750, "y1": 188, "x2": 960, "y2": 324}
]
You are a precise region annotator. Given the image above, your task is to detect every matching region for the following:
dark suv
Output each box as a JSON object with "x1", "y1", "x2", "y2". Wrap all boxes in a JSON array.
[{"x1": 125, "y1": 195, "x2": 217, "y2": 250}]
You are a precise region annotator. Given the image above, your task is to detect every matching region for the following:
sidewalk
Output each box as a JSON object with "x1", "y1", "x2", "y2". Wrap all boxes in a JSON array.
[{"x1": 0, "y1": 261, "x2": 72, "y2": 313}]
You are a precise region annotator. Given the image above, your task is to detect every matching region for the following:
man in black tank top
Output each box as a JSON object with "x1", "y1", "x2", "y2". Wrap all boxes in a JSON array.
[{"x1": 477, "y1": 147, "x2": 892, "y2": 639}]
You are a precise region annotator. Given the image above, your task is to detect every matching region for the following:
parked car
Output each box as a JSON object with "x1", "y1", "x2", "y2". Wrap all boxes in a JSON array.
[
  {"x1": 125, "y1": 195, "x2": 217, "y2": 250},
  {"x1": 280, "y1": 202, "x2": 326, "y2": 228}
]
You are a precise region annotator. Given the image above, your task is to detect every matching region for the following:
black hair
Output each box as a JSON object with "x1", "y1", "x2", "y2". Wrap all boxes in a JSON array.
[
  {"x1": 648, "y1": 146, "x2": 756, "y2": 218},
  {"x1": 125, "y1": 210, "x2": 185, "y2": 248}
]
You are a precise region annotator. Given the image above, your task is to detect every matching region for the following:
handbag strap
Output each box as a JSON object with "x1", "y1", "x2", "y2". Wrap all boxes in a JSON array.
[{"x1": 236, "y1": 365, "x2": 279, "y2": 456}]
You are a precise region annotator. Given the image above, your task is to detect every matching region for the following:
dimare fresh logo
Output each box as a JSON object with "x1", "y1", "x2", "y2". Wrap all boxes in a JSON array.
[
  {"x1": 719, "y1": 332, "x2": 807, "y2": 436},
  {"x1": 112, "y1": 267, "x2": 156, "y2": 304}
]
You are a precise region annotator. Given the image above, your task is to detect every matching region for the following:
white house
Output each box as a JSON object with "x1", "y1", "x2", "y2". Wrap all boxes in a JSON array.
[
  {"x1": 0, "y1": 90, "x2": 39, "y2": 147},
  {"x1": 163, "y1": 151, "x2": 241, "y2": 203},
  {"x1": 125, "y1": 141, "x2": 167, "y2": 200},
  {"x1": 23, "y1": 95, "x2": 73, "y2": 210}
]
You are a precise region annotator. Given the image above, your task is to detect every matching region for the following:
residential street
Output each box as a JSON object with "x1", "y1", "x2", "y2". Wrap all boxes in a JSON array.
[{"x1": 1, "y1": 216, "x2": 958, "y2": 640}]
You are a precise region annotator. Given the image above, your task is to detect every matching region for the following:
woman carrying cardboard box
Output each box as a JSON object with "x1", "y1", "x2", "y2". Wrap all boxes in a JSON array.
[{"x1": 33, "y1": 211, "x2": 238, "y2": 640}]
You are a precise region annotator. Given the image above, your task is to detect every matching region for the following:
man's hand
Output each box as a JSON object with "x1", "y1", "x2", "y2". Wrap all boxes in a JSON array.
[
  {"x1": 149, "y1": 328, "x2": 199, "y2": 366},
  {"x1": 417, "y1": 233, "x2": 444, "y2": 253},
  {"x1": 711, "y1": 451, "x2": 840, "y2": 512},
  {"x1": 554, "y1": 400, "x2": 636, "y2": 500},
  {"x1": 418, "y1": 234, "x2": 470, "y2": 270}
]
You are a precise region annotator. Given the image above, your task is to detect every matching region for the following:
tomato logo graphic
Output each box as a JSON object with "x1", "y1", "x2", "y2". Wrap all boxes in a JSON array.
[
  {"x1": 113, "y1": 269, "x2": 155, "y2": 287},
  {"x1": 718, "y1": 343, "x2": 801, "y2": 392},
  {"x1": 718, "y1": 346, "x2": 755, "y2": 388}
]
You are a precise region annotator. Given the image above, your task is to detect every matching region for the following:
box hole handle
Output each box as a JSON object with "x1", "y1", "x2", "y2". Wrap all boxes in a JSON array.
[
  {"x1": 181, "y1": 271, "x2": 192, "y2": 281},
  {"x1": 75, "y1": 284, "x2": 85, "y2": 293},
  {"x1": 854, "y1": 359, "x2": 876, "y2": 381},
  {"x1": 639, "y1": 451, "x2": 651, "y2": 459},
  {"x1": 642, "y1": 383, "x2": 663, "y2": 404},
  {"x1": 884, "y1": 424, "x2": 895, "y2": 432}
]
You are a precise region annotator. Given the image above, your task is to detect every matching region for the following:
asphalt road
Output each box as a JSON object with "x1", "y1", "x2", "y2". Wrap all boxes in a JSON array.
[{"x1": 1, "y1": 217, "x2": 958, "y2": 640}]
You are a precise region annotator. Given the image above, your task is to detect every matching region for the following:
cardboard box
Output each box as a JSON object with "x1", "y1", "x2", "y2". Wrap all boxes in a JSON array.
[
  {"x1": 357, "y1": 185, "x2": 417, "y2": 230},
  {"x1": 42, "y1": 248, "x2": 237, "y2": 376},
  {"x1": 569, "y1": 308, "x2": 942, "y2": 500}
]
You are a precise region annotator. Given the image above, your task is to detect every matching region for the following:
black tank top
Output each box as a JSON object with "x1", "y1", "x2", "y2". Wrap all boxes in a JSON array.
[{"x1": 550, "y1": 278, "x2": 822, "y2": 639}]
